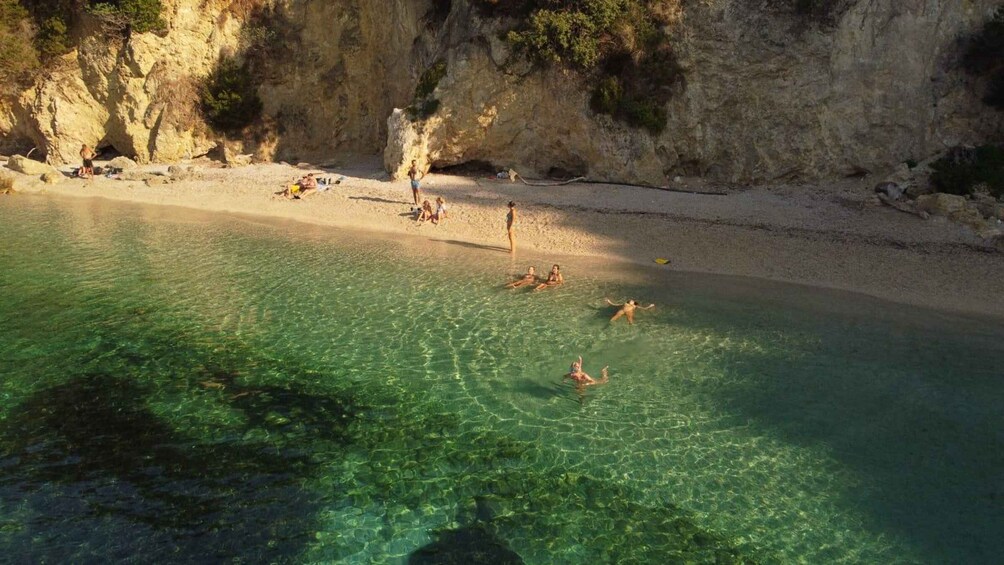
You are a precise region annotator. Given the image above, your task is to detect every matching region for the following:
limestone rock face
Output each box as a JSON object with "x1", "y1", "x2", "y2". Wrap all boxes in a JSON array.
[
  {"x1": 0, "y1": 0, "x2": 430, "y2": 167},
  {"x1": 0, "y1": 6, "x2": 237, "y2": 164},
  {"x1": 387, "y1": 0, "x2": 1004, "y2": 184},
  {"x1": 2, "y1": 0, "x2": 1002, "y2": 185}
]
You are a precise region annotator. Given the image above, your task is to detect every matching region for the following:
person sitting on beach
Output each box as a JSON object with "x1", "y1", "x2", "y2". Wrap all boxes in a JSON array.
[
  {"x1": 79, "y1": 144, "x2": 95, "y2": 178},
  {"x1": 605, "y1": 298, "x2": 656, "y2": 324},
  {"x1": 534, "y1": 264, "x2": 563, "y2": 291},
  {"x1": 432, "y1": 196, "x2": 448, "y2": 225},
  {"x1": 506, "y1": 266, "x2": 537, "y2": 288},
  {"x1": 417, "y1": 199, "x2": 434, "y2": 223},
  {"x1": 279, "y1": 173, "x2": 319, "y2": 200},
  {"x1": 563, "y1": 356, "x2": 609, "y2": 386}
]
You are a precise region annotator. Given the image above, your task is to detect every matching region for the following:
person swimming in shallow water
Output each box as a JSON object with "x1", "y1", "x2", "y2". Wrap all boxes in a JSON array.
[
  {"x1": 563, "y1": 356, "x2": 608, "y2": 386},
  {"x1": 605, "y1": 298, "x2": 655, "y2": 324},
  {"x1": 506, "y1": 266, "x2": 537, "y2": 288}
]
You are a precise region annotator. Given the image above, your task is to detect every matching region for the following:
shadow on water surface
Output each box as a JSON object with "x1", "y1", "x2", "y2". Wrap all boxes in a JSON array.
[
  {"x1": 510, "y1": 379, "x2": 572, "y2": 402},
  {"x1": 692, "y1": 309, "x2": 1004, "y2": 563},
  {"x1": 409, "y1": 524, "x2": 524, "y2": 565},
  {"x1": 0, "y1": 369, "x2": 357, "y2": 563}
]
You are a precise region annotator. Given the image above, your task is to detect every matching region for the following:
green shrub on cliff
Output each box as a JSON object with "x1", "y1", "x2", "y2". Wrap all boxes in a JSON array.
[
  {"x1": 36, "y1": 16, "x2": 69, "y2": 56},
  {"x1": 475, "y1": 0, "x2": 682, "y2": 134},
  {"x1": 200, "y1": 58, "x2": 263, "y2": 134},
  {"x1": 407, "y1": 60, "x2": 448, "y2": 121},
  {"x1": 0, "y1": 0, "x2": 39, "y2": 86},
  {"x1": 931, "y1": 146, "x2": 1004, "y2": 199},
  {"x1": 87, "y1": 0, "x2": 165, "y2": 34}
]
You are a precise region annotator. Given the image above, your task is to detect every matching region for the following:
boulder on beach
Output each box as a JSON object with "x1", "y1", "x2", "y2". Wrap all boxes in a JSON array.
[
  {"x1": 6, "y1": 155, "x2": 58, "y2": 177},
  {"x1": 41, "y1": 172, "x2": 63, "y2": 185},
  {"x1": 915, "y1": 193, "x2": 967, "y2": 216},
  {"x1": 108, "y1": 156, "x2": 138, "y2": 171},
  {"x1": 949, "y1": 206, "x2": 988, "y2": 231},
  {"x1": 168, "y1": 165, "x2": 193, "y2": 180}
]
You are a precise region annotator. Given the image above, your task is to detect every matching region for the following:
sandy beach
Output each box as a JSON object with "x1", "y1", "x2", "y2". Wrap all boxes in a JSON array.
[{"x1": 17, "y1": 159, "x2": 1004, "y2": 319}]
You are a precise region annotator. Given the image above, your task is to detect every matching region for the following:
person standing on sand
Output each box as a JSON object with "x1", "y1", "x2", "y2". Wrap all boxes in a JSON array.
[
  {"x1": 506, "y1": 201, "x2": 517, "y2": 254},
  {"x1": 605, "y1": 298, "x2": 655, "y2": 324},
  {"x1": 408, "y1": 160, "x2": 423, "y2": 206},
  {"x1": 79, "y1": 145, "x2": 95, "y2": 178}
]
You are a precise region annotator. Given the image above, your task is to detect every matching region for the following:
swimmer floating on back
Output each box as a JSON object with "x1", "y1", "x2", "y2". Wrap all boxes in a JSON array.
[{"x1": 605, "y1": 298, "x2": 655, "y2": 324}]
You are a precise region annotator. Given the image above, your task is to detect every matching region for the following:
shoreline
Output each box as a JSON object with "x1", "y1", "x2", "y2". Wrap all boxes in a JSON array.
[{"x1": 12, "y1": 160, "x2": 1004, "y2": 319}]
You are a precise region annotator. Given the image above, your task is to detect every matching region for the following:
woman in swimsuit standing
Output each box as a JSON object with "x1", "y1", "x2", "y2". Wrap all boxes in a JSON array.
[{"x1": 506, "y1": 201, "x2": 516, "y2": 254}]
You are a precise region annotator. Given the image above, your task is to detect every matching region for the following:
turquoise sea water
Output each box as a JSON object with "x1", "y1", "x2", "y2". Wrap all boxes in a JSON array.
[{"x1": 1, "y1": 196, "x2": 1002, "y2": 563}]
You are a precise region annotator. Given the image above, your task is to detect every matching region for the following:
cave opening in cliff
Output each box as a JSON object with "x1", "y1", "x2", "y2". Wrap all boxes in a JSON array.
[
  {"x1": 0, "y1": 135, "x2": 36, "y2": 159},
  {"x1": 95, "y1": 143, "x2": 126, "y2": 161},
  {"x1": 430, "y1": 160, "x2": 498, "y2": 177}
]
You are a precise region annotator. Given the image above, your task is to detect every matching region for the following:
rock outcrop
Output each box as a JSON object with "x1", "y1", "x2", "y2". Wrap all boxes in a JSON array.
[
  {"x1": 1, "y1": 0, "x2": 1002, "y2": 186},
  {"x1": 387, "y1": 1, "x2": 1004, "y2": 183},
  {"x1": 6, "y1": 155, "x2": 60, "y2": 176}
]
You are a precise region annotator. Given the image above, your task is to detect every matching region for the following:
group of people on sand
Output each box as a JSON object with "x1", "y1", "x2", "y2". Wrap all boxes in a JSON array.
[
  {"x1": 415, "y1": 196, "x2": 448, "y2": 224},
  {"x1": 409, "y1": 160, "x2": 449, "y2": 225}
]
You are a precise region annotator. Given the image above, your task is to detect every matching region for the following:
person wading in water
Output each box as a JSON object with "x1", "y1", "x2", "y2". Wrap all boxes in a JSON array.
[{"x1": 506, "y1": 201, "x2": 517, "y2": 254}]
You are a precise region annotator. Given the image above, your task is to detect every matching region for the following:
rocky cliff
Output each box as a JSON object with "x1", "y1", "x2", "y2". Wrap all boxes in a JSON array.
[{"x1": 2, "y1": 0, "x2": 1001, "y2": 185}]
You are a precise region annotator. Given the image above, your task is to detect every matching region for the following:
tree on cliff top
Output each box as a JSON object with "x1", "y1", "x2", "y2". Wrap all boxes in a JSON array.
[
  {"x1": 0, "y1": 0, "x2": 40, "y2": 86},
  {"x1": 87, "y1": 0, "x2": 165, "y2": 34}
]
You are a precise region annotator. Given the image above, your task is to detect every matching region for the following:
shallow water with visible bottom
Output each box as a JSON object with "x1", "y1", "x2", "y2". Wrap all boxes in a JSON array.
[{"x1": 1, "y1": 196, "x2": 1002, "y2": 564}]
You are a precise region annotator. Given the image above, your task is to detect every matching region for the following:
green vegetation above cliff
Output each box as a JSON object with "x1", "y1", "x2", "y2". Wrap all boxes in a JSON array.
[
  {"x1": 87, "y1": 0, "x2": 165, "y2": 34},
  {"x1": 1, "y1": 0, "x2": 165, "y2": 90},
  {"x1": 0, "y1": 0, "x2": 39, "y2": 85},
  {"x1": 474, "y1": 0, "x2": 683, "y2": 134}
]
